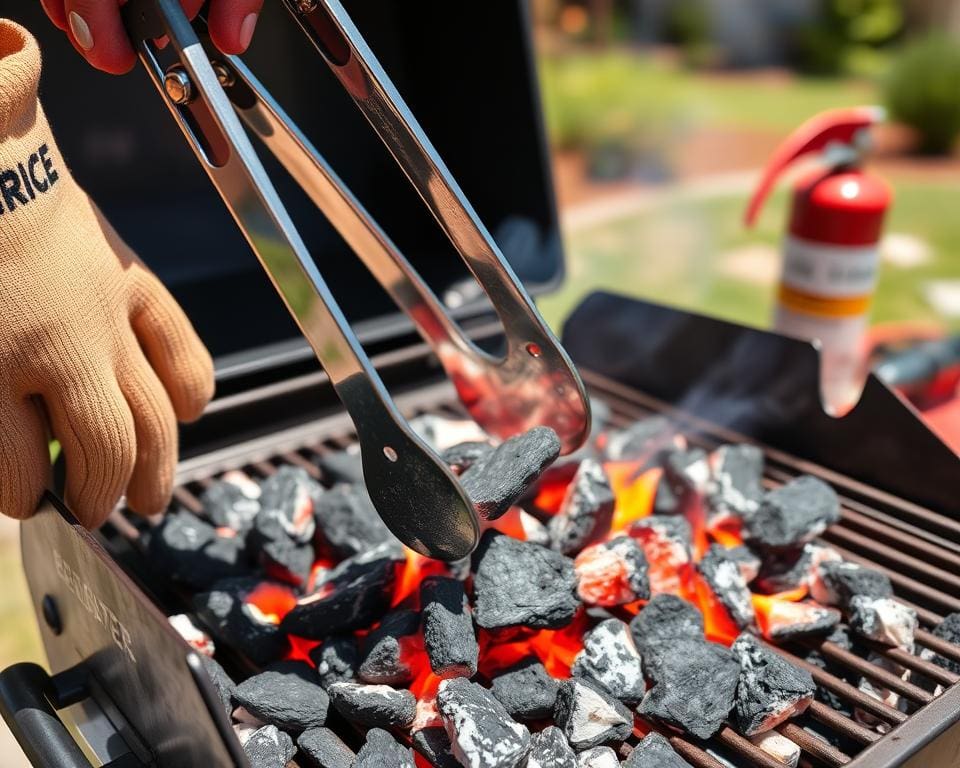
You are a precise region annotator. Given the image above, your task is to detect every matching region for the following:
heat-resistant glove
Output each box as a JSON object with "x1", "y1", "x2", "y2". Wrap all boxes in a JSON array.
[{"x1": 0, "y1": 20, "x2": 214, "y2": 527}]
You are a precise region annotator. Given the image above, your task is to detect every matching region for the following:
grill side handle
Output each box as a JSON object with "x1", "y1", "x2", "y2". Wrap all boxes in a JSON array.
[{"x1": 0, "y1": 662, "x2": 95, "y2": 768}]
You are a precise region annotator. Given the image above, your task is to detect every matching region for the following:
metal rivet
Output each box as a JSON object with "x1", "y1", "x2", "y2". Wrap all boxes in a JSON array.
[
  {"x1": 211, "y1": 61, "x2": 235, "y2": 89},
  {"x1": 296, "y1": 0, "x2": 318, "y2": 13},
  {"x1": 525, "y1": 342, "x2": 542, "y2": 358},
  {"x1": 164, "y1": 67, "x2": 194, "y2": 105},
  {"x1": 383, "y1": 446, "x2": 398, "y2": 462},
  {"x1": 42, "y1": 595, "x2": 62, "y2": 636}
]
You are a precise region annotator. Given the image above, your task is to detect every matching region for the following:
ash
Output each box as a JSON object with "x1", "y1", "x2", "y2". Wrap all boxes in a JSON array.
[{"x1": 572, "y1": 618, "x2": 645, "y2": 704}]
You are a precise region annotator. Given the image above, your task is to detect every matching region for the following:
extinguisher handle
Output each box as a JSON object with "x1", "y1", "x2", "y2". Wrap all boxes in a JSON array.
[{"x1": 744, "y1": 106, "x2": 884, "y2": 228}]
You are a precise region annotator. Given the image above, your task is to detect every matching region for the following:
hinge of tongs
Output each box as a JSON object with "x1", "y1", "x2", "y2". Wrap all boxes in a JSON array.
[{"x1": 120, "y1": 0, "x2": 590, "y2": 560}]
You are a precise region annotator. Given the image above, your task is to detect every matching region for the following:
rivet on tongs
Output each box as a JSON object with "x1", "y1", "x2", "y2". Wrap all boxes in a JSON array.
[{"x1": 163, "y1": 66, "x2": 193, "y2": 105}]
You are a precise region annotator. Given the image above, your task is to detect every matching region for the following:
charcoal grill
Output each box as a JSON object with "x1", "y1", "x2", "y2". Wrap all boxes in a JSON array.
[{"x1": 3, "y1": 3, "x2": 960, "y2": 767}]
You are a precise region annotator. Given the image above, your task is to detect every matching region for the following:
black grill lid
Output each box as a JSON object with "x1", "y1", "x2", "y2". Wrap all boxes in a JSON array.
[{"x1": 10, "y1": 1, "x2": 560, "y2": 368}]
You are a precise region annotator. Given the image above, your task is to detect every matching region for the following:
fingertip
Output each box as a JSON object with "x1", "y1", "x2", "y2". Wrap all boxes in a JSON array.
[
  {"x1": 41, "y1": 0, "x2": 69, "y2": 30},
  {"x1": 65, "y1": 2, "x2": 138, "y2": 74},
  {"x1": 208, "y1": 0, "x2": 263, "y2": 54}
]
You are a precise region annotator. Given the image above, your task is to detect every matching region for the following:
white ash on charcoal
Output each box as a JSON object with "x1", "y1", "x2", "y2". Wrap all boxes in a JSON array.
[
  {"x1": 848, "y1": 596, "x2": 917, "y2": 650},
  {"x1": 168, "y1": 613, "x2": 216, "y2": 657},
  {"x1": 281, "y1": 542, "x2": 403, "y2": 638},
  {"x1": 924, "y1": 612, "x2": 960, "y2": 675},
  {"x1": 748, "y1": 731, "x2": 801, "y2": 768},
  {"x1": 199, "y1": 655, "x2": 237, "y2": 717},
  {"x1": 707, "y1": 444, "x2": 764, "y2": 521},
  {"x1": 421, "y1": 575, "x2": 478, "y2": 678},
  {"x1": 628, "y1": 515, "x2": 693, "y2": 595},
  {"x1": 602, "y1": 416, "x2": 681, "y2": 464},
  {"x1": 755, "y1": 544, "x2": 841, "y2": 595},
  {"x1": 548, "y1": 460, "x2": 616, "y2": 555},
  {"x1": 461, "y1": 427, "x2": 561, "y2": 521},
  {"x1": 813, "y1": 561, "x2": 893, "y2": 610},
  {"x1": 743, "y1": 476, "x2": 840, "y2": 551},
  {"x1": 309, "y1": 634, "x2": 358, "y2": 688},
  {"x1": 576, "y1": 745, "x2": 619, "y2": 768},
  {"x1": 297, "y1": 726, "x2": 355, "y2": 768},
  {"x1": 574, "y1": 535, "x2": 649, "y2": 607},
  {"x1": 437, "y1": 677, "x2": 531, "y2": 768},
  {"x1": 358, "y1": 609, "x2": 420, "y2": 685},
  {"x1": 629, "y1": 594, "x2": 704, "y2": 666},
  {"x1": 441, "y1": 441, "x2": 494, "y2": 474},
  {"x1": 623, "y1": 732, "x2": 692, "y2": 768},
  {"x1": 698, "y1": 545, "x2": 755, "y2": 630},
  {"x1": 756, "y1": 599, "x2": 840, "y2": 642},
  {"x1": 525, "y1": 726, "x2": 577, "y2": 768},
  {"x1": 242, "y1": 724, "x2": 296, "y2": 768},
  {"x1": 555, "y1": 677, "x2": 633, "y2": 751},
  {"x1": 472, "y1": 531, "x2": 581, "y2": 630},
  {"x1": 572, "y1": 618, "x2": 645, "y2": 704},
  {"x1": 663, "y1": 447, "x2": 712, "y2": 496},
  {"x1": 200, "y1": 478, "x2": 261, "y2": 533},
  {"x1": 233, "y1": 660, "x2": 329, "y2": 732},
  {"x1": 312, "y1": 483, "x2": 397, "y2": 559},
  {"x1": 315, "y1": 449, "x2": 364, "y2": 485},
  {"x1": 410, "y1": 414, "x2": 490, "y2": 451},
  {"x1": 327, "y1": 681, "x2": 416, "y2": 728},
  {"x1": 638, "y1": 638, "x2": 739, "y2": 739},
  {"x1": 222, "y1": 469, "x2": 263, "y2": 499},
  {"x1": 258, "y1": 466, "x2": 320, "y2": 542},
  {"x1": 518, "y1": 509, "x2": 551, "y2": 546},
  {"x1": 730, "y1": 633, "x2": 815, "y2": 736},
  {"x1": 855, "y1": 653, "x2": 910, "y2": 733},
  {"x1": 193, "y1": 578, "x2": 288, "y2": 666},
  {"x1": 490, "y1": 658, "x2": 560, "y2": 721},
  {"x1": 725, "y1": 544, "x2": 762, "y2": 583},
  {"x1": 148, "y1": 510, "x2": 250, "y2": 589},
  {"x1": 412, "y1": 726, "x2": 461, "y2": 768},
  {"x1": 355, "y1": 728, "x2": 415, "y2": 768}
]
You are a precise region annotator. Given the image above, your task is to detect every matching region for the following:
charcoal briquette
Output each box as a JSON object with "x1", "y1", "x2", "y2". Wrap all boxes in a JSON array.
[
  {"x1": 629, "y1": 594, "x2": 704, "y2": 666},
  {"x1": 744, "y1": 476, "x2": 840, "y2": 550},
  {"x1": 698, "y1": 544, "x2": 755, "y2": 630},
  {"x1": 548, "y1": 459, "x2": 616, "y2": 555},
  {"x1": 725, "y1": 544, "x2": 761, "y2": 584},
  {"x1": 555, "y1": 677, "x2": 633, "y2": 751},
  {"x1": 199, "y1": 655, "x2": 236, "y2": 718},
  {"x1": 472, "y1": 531, "x2": 581, "y2": 630},
  {"x1": 309, "y1": 635, "x2": 359, "y2": 688},
  {"x1": 201, "y1": 479, "x2": 261, "y2": 533},
  {"x1": 490, "y1": 657, "x2": 560, "y2": 720},
  {"x1": 358, "y1": 609, "x2": 420, "y2": 685},
  {"x1": 421, "y1": 575, "x2": 478, "y2": 677},
  {"x1": 758, "y1": 599, "x2": 840, "y2": 641},
  {"x1": 327, "y1": 681, "x2": 416, "y2": 728},
  {"x1": 653, "y1": 478, "x2": 680, "y2": 515},
  {"x1": 193, "y1": 578, "x2": 288, "y2": 666},
  {"x1": 412, "y1": 726, "x2": 460, "y2": 768},
  {"x1": 233, "y1": 661, "x2": 329, "y2": 732},
  {"x1": 572, "y1": 618, "x2": 645, "y2": 704},
  {"x1": 576, "y1": 745, "x2": 619, "y2": 768},
  {"x1": 437, "y1": 677, "x2": 531, "y2": 768},
  {"x1": 748, "y1": 731, "x2": 801, "y2": 768},
  {"x1": 441, "y1": 441, "x2": 494, "y2": 474},
  {"x1": 354, "y1": 728, "x2": 415, "y2": 768},
  {"x1": 169, "y1": 613, "x2": 215, "y2": 657},
  {"x1": 603, "y1": 416, "x2": 675, "y2": 463},
  {"x1": 281, "y1": 542, "x2": 402, "y2": 638},
  {"x1": 297, "y1": 726, "x2": 355, "y2": 768},
  {"x1": 525, "y1": 726, "x2": 576, "y2": 768},
  {"x1": 930, "y1": 612, "x2": 960, "y2": 675},
  {"x1": 814, "y1": 561, "x2": 893, "y2": 610},
  {"x1": 628, "y1": 515, "x2": 692, "y2": 595},
  {"x1": 315, "y1": 450, "x2": 364, "y2": 485},
  {"x1": 638, "y1": 638, "x2": 739, "y2": 739},
  {"x1": 730, "y1": 633, "x2": 815, "y2": 736},
  {"x1": 148, "y1": 511, "x2": 250, "y2": 589},
  {"x1": 848, "y1": 596, "x2": 917, "y2": 650},
  {"x1": 312, "y1": 483, "x2": 396, "y2": 559},
  {"x1": 410, "y1": 414, "x2": 489, "y2": 451},
  {"x1": 242, "y1": 725, "x2": 296, "y2": 768},
  {"x1": 623, "y1": 732, "x2": 691, "y2": 768},
  {"x1": 258, "y1": 466, "x2": 320, "y2": 542},
  {"x1": 461, "y1": 426, "x2": 561, "y2": 520},
  {"x1": 574, "y1": 535, "x2": 650, "y2": 606},
  {"x1": 663, "y1": 447, "x2": 712, "y2": 496},
  {"x1": 518, "y1": 509, "x2": 551, "y2": 546},
  {"x1": 707, "y1": 444, "x2": 763, "y2": 520},
  {"x1": 254, "y1": 535, "x2": 315, "y2": 587}
]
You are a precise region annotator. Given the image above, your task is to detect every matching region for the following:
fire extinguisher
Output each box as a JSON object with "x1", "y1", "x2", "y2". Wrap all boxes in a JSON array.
[{"x1": 745, "y1": 106, "x2": 892, "y2": 413}]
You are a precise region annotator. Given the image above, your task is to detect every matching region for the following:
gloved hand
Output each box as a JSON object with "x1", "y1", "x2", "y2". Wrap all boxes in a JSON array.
[
  {"x1": 0, "y1": 20, "x2": 214, "y2": 527},
  {"x1": 40, "y1": 0, "x2": 264, "y2": 74}
]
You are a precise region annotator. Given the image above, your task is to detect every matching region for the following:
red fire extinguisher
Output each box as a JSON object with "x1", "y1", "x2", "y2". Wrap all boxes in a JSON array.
[{"x1": 745, "y1": 106, "x2": 893, "y2": 413}]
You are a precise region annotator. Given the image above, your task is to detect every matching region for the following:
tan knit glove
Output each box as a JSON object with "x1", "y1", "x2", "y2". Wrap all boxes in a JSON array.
[{"x1": 0, "y1": 20, "x2": 214, "y2": 527}]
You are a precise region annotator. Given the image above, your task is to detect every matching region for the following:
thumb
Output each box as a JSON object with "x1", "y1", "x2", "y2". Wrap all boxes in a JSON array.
[{"x1": 63, "y1": 0, "x2": 136, "y2": 74}]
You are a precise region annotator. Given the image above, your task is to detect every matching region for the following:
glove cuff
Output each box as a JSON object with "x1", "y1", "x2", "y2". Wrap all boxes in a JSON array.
[{"x1": 0, "y1": 20, "x2": 41, "y2": 139}]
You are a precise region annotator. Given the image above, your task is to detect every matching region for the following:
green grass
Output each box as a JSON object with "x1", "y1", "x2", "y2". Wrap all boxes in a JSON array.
[{"x1": 539, "y1": 181, "x2": 960, "y2": 335}]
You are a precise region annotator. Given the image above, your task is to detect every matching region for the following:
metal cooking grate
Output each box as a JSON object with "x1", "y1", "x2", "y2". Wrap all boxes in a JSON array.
[{"x1": 111, "y1": 371, "x2": 960, "y2": 768}]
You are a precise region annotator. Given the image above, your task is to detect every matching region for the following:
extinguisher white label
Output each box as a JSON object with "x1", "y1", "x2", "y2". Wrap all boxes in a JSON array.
[{"x1": 782, "y1": 236, "x2": 879, "y2": 298}]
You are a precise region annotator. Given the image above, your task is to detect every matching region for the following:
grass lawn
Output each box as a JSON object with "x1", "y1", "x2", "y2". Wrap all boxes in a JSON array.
[{"x1": 539, "y1": 181, "x2": 960, "y2": 335}]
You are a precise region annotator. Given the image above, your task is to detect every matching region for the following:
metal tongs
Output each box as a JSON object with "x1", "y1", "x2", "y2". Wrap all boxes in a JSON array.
[{"x1": 121, "y1": 0, "x2": 590, "y2": 560}]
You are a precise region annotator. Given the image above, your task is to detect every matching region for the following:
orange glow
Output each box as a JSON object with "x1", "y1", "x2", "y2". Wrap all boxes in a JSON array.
[
  {"x1": 629, "y1": 525, "x2": 693, "y2": 597},
  {"x1": 393, "y1": 549, "x2": 449, "y2": 608},
  {"x1": 286, "y1": 634, "x2": 321, "y2": 664},
  {"x1": 752, "y1": 589, "x2": 827, "y2": 641},
  {"x1": 708, "y1": 515, "x2": 744, "y2": 549},
  {"x1": 305, "y1": 557, "x2": 336, "y2": 594},
  {"x1": 610, "y1": 467, "x2": 660, "y2": 531},
  {"x1": 490, "y1": 506, "x2": 531, "y2": 540},
  {"x1": 245, "y1": 582, "x2": 297, "y2": 624},
  {"x1": 532, "y1": 464, "x2": 578, "y2": 513},
  {"x1": 692, "y1": 573, "x2": 740, "y2": 645},
  {"x1": 684, "y1": 496, "x2": 710, "y2": 561}
]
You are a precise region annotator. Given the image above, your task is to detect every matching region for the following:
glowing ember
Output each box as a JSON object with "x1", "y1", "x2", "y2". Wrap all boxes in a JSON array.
[
  {"x1": 393, "y1": 549, "x2": 448, "y2": 608},
  {"x1": 244, "y1": 583, "x2": 297, "y2": 625}
]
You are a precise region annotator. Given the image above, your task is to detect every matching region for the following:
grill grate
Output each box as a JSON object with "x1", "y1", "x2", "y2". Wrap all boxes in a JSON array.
[{"x1": 107, "y1": 371, "x2": 960, "y2": 768}]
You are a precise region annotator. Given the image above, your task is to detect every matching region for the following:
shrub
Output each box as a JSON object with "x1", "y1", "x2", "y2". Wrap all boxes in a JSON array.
[{"x1": 885, "y1": 35, "x2": 960, "y2": 155}]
